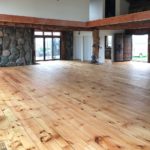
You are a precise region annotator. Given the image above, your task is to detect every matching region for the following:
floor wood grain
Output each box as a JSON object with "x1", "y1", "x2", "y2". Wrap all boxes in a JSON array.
[{"x1": 0, "y1": 61, "x2": 150, "y2": 150}]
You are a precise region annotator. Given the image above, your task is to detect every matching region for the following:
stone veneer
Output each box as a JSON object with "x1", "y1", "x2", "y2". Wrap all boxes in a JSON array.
[{"x1": 0, "y1": 27, "x2": 33, "y2": 67}]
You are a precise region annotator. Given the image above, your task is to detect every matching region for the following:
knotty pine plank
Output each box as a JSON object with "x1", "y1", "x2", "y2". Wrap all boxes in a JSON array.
[{"x1": 0, "y1": 61, "x2": 150, "y2": 150}]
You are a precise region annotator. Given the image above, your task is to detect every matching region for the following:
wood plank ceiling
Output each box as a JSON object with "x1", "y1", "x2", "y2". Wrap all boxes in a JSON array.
[{"x1": 0, "y1": 10, "x2": 150, "y2": 31}]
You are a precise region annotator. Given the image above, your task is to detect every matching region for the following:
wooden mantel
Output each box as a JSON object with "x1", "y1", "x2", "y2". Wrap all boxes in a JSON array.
[{"x1": 0, "y1": 10, "x2": 150, "y2": 30}]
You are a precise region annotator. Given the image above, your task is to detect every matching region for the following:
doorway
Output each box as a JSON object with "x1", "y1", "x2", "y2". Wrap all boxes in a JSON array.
[
  {"x1": 105, "y1": 35, "x2": 112, "y2": 62},
  {"x1": 132, "y1": 35, "x2": 148, "y2": 62},
  {"x1": 34, "y1": 31, "x2": 61, "y2": 61}
]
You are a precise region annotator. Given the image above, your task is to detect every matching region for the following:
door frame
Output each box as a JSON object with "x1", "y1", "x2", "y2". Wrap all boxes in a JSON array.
[{"x1": 34, "y1": 31, "x2": 61, "y2": 61}]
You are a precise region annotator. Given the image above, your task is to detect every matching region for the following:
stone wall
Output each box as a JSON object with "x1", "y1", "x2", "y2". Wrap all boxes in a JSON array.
[{"x1": 0, "y1": 27, "x2": 33, "y2": 67}]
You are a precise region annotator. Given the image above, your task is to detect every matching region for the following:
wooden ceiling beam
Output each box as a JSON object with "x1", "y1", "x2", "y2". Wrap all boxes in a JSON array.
[
  {"x1": 0, "y1": 10, "x2": 150, "y2": 31},
  {"x1": 0, "y1": 22, "x2": 92, "y2": 31},
  {"x1": 94, "y1": 21, "x2": 150, "y2": 30},
  {"x1": 87, "y1": 10, "x2": 150, "y2": 27},
  {"x1": 0, "y1": 14, "x2": 86, "y2": 28}
]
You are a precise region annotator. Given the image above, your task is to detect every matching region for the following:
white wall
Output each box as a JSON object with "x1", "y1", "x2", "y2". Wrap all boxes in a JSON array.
[
  {"x1": 0, "y1": 0, "x2": 89, "y2": 21},
  {"x1": 89, "y1": 0, "x2": 105, "y2": 20},
  {"x1": 73, "y1": 31, "x2": 93, "y2": 61},
  {"x1": 74, "y1": 35, "x2": 83, "y2": 61}
]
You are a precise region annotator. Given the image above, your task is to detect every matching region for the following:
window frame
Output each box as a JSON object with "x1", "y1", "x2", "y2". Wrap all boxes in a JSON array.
[{"x1": 34, "y1": 31, "x2": 61, "y2": 61}]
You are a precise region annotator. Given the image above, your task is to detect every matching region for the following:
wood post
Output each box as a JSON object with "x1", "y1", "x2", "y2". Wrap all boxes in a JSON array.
[
  {"x1": 61, "y1": 31, "x2": 66, "y2": 60},
  {"x1": 91, "y1": 30, "x2": 100, "y2": 63},
  {"x1": 61, "y1": 31, "x2": 73, "y2": 60}
]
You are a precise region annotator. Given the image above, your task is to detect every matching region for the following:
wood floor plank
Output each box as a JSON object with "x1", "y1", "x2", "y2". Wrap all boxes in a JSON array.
[{"x1": 0, "y1": 61, "x2": 150, "y2": 150}]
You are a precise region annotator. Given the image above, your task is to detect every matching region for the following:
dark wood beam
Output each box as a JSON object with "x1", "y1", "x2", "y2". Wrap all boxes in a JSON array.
[
  {"x1": 87, "y1": 10, "x2": 150, "y2": 28},
  {"x1": 94, "y1": 21, "x2": 150, "y2": 30},
  {"x1": 0, "y1": 10, "x2": 150, "y2": 31},
  {"x1": 0, "y1": 14, "x2": 86, "y2": 28},
  {"x1": 0, "y1": 22, "x2": 91, "y2": 31}
]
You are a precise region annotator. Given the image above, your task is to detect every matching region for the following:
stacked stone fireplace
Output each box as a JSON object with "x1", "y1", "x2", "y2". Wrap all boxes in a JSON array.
[{"x1": 0, "y1": 27, "x2": 33, "y2": 67}]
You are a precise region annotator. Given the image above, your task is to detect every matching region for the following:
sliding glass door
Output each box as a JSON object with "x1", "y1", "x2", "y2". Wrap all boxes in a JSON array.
[
  {"x1": 35, "y1": 38, "x2": 44, "y2": 61},
  {"x1": 35, "y1": 31, "x2": 61, "y2": 61},
  {"x1": 53, "y1": 38, "x2": 60, "y2": 59},
  {"x1": 45, "y1": 38, "x2": 52, "y2": 60}
]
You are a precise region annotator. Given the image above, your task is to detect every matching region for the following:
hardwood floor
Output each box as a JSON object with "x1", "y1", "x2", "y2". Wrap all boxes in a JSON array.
[{"x1": 0, "y1": 61, "x2": 150, "y2": 150}]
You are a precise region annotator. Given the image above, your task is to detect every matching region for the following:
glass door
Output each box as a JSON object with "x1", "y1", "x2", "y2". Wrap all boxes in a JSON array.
[
  {"x1": 53, "y1": 38, "x2": 60, "y2": 59},
  {"x1": 132, "y1": 35, "x2": 148, "y2": 62},
  {"x1": 45, "y1": 38, "x2": 52, "y2": 60},
  {"x1": 35, "y1": 38, "x2": 44, "y2": 61},
  {"x1": 34, "y1": 31, "x2": 61, "y2": 61}
]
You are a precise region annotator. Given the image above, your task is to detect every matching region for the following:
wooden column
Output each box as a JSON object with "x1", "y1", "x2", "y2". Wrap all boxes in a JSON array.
[
  {"x1": 61, "y1": 31, "x2": 66, "y2": 60},
  {"x1": 123, "y1": 34, "x2": 132, "y2": 61},
  {"x1": 61, "y1": 31, "x2": 73, "y2": 60},
  {"x1": 114, "y1": 33, "x2": 124, "y2": 62},
  {"x1": 91, "y1": 30, "x2": 100, "y2": 63},
  {"x1": 148, "y1": 33, "x2": 150, "y2": 63}
]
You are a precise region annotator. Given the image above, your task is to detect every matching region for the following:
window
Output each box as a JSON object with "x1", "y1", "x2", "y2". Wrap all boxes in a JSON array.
[
  {"x1": 34, "y1": 31, "x2": 43, "y2": 36},
  {"x1": 53, "y1": 32, "x2": 61, "y2": 36},
  {"x1": 44, "y1": 32, "x2": 52, "y2": 36},
  {"x1": 107, "y1": 36, "x2": 112, "y2": 47}
]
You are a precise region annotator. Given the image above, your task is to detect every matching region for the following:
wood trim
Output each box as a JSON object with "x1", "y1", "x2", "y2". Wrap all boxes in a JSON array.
[
  {"x1": 0, "y1": 14, "x2": 86, "y2": 28},
  {"x1": 0, "y1": 10, "x2": 150, "y2": 30},
  {"x1": 87, "y1": 10, "x2": 150, "y2": 27},
  {"x1": 95, "y1": 21, "x2": 150, "y2": 30}
]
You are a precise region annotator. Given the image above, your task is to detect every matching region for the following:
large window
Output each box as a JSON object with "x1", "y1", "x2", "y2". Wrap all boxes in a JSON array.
[{"x1": 34, "y1": 31, "x2": 61, "y2": 61}]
